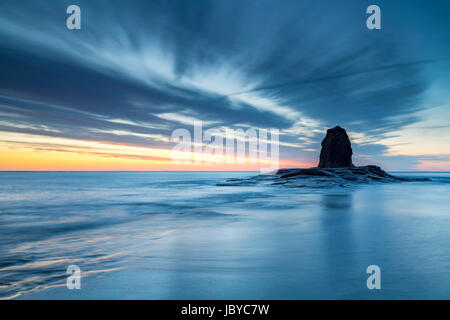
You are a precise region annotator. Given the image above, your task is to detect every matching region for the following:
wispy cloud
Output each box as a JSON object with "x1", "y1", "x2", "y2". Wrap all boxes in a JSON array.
[{"x1": 0, "y1": 0, "x2": 449, "y2": 170}]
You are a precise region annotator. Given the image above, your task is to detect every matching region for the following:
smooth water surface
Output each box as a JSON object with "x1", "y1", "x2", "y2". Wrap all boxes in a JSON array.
[{"x1": 0, "y1": 171, "x2": 449, "y2": 299}]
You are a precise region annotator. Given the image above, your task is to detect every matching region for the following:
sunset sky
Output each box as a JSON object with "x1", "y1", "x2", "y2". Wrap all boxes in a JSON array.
[{"x1": 0, "y1": 0, "x2": 449, "y2": 171}]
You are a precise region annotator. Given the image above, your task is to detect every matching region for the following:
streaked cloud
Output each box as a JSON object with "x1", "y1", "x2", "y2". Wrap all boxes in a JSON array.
[{"x1": 0, "y1": 0, "x2": 449, "y2": 170}]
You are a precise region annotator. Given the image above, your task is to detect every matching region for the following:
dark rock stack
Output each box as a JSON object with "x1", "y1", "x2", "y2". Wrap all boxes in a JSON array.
[
  {"x1": 218, "y1": 125, "x2": 430, "y2": 187},
  {"x1": 318, "y1": 126, "x2": 353, "y2": 168}
]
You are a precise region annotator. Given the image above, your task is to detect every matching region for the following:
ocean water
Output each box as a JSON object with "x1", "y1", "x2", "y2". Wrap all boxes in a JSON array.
[{"x1": 0, "y1": 171, "x2": 450, "y2": 300}]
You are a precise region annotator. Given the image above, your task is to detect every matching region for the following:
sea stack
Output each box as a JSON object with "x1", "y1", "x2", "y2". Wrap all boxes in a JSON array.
[
  {"x1": 219, "y1": 125, "x2": 431, "y2": 187},
  {"x1": 318, "y1": 126, "x2": 353, "y2": 168}
]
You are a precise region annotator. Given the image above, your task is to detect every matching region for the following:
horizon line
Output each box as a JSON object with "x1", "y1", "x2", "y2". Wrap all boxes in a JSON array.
[{"x1": 0, "y1": 170, "x2": 449, "y2": 173}]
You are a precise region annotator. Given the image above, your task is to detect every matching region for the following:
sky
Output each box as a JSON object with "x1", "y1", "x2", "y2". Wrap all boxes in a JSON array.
[{"x1": 0, "y1": 0, "x2": 449, "y2": 171}]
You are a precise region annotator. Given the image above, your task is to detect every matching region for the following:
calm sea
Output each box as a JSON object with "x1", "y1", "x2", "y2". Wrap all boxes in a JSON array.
[{"x1": 0, "y1": 171, "x2": 450, "y2": 299}]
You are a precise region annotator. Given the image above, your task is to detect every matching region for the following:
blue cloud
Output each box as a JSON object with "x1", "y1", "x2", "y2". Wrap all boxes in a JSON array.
[{"x1": 0, "y1": 0, "x2": 448, "y2": 168}]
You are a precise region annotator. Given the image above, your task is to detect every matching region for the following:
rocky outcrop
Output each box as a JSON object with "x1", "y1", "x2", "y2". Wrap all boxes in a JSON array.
[
  {"x1": 274, "y1": 165, "x2": 429, "y2": 183},
  {"x1": 217, "y1": 165, "x2": 429, "y2": 187},
  {"x1": 218, "y1": 125, "x2": 430, "y2": 187},
  {"x1": 318, "y1": 126, "x2": 353, "y2": 168}
]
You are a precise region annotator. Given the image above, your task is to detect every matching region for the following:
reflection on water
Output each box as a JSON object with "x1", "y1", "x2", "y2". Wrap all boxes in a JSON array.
[
  {"x1": 0, "y1": 171, "x2": 450, "y2": 299},
  {"x1": 320, "y1": 193, "x2": 357, "y2": 293}
]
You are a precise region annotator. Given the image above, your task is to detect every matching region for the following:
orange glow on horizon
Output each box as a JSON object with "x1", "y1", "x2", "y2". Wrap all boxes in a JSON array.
[
  {"x1": 0, "y1": 140, "x2": 312, "y2": 171},
  {"x1": 1, "y1": 131, "x2": 448, "y2": 172},
  {"x1": 2, "y1": 144, "x2": 449, "y2": 171},
  {"x1": 416, "y1": 160, "x2": 450, "y2": 172}
]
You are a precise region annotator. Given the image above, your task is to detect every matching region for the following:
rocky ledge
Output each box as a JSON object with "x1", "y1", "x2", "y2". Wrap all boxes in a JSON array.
[
  {"x1": 218, "y1": 165, "x2": 429, "y2": 188},
  {"x1": 218, "y1": 126, "x2": 430, "y2": 188}
]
